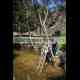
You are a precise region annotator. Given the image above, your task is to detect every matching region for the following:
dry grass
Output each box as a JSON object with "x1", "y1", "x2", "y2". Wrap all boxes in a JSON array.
[{"x1": 13, "y1": 49, "x2": 65, "y2": 80}]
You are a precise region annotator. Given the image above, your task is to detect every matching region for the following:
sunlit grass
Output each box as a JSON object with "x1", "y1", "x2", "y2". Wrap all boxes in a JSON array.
[{"x1": 57, "y1": 36, "x2": 66, "y2": 48}]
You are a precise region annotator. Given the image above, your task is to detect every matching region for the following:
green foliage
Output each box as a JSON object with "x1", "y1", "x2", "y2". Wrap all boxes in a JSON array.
[
  {"x1": 60, "y1": 44, "x2": 66, "y2": 50},
  {"x1": 57, "y1": 36, "x2": 66, "y2": 48},
  {"x1": 13, "y1": 0, "x2": 48, "y2": 32},
  {"x1": 58, "y1": 6, "x2": 65, "y2": 12},
  {"x1": 54, "y1": 30, "x2": 61, "y2": 36}
]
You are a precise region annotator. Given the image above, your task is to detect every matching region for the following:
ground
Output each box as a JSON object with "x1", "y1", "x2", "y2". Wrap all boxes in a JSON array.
[{"x1": 13, "y1": 49, "x2": 65, "y2": 80}]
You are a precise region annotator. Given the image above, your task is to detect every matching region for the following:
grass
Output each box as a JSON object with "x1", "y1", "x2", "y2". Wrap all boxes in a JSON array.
[
  {"x1": 57, "y1": 36, "x2": 66, "y2": 48},
  {"x1": 13, "y1": 49, "x2": 65, "y2": 80}
]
